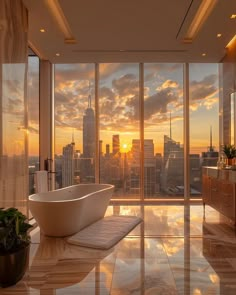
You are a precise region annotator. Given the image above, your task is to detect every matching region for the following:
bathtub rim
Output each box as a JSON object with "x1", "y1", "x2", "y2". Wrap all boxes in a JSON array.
[{"x1": 28, "y1": 183, "x2": 114, "y2": 203}]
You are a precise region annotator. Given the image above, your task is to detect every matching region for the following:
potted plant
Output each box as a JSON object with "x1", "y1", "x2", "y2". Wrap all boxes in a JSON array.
[
  {"x1": 223, "y1": 144, "x2": 236, "y2": 166},
  {"x1": 0, "y1": 207, "x2": 33, "y2": 288}
]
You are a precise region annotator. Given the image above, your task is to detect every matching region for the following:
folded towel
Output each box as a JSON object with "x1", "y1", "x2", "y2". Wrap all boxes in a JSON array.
[{"x1": 35, "y1": 170, "x2": 48, "y2": 193}]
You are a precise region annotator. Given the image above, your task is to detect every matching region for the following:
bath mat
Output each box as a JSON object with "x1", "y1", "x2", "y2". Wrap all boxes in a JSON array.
[{"x1": 67, "y1": 215, "x2": 142, "y2": 250}]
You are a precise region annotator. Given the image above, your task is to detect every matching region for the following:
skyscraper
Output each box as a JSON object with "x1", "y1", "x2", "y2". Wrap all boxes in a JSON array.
[
  {"x1": 82, "y1": 91, "x2": 95, "y2": 182},
  {"x1": 162, "y1": 135, "x2": 184, "y2": 195},
  {"x1": 130, "y1": 139, "x2": 156, "y2": 196},
  {"x1": 83, "y1": 93, "x2": 95, "y2": 158},
  {"x1": 112, "y1": 134, "x2": 120, "y2": 155}
]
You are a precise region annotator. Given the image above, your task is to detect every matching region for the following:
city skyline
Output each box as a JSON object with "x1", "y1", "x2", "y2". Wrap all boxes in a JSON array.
[{"x1": 57, "y1": 129, "x2": 217, "y2": 196}]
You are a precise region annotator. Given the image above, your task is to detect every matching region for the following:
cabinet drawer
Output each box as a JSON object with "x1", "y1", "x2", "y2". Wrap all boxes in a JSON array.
[{"x1": 220, "y1": 182, "x2": 235, "y2": 219}]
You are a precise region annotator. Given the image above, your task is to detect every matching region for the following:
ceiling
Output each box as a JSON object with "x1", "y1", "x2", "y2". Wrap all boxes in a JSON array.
[{"x1": 23, "y1": 0, "x2": 236, "y2": 63}]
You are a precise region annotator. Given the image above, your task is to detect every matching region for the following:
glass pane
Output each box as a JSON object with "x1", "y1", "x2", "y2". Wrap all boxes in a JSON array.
[
  {"x1": 0, "y1": 63, "x2": 28, "y2": 211},
  {"x1": 54, "y1": 64, "x2": 95, "y2": 188},
  {"x1": 28, "y1": 55, "x2": 40, "y2": 194},
  {"x1": 99, "y1": 63, "x2": 140, "y2": 199},
  {"x1": 144, "y1": 63, "x2": 184, "y2": 198},
  {"x1": 189, "y1": 63, "x2": 219, "y2": 196}
]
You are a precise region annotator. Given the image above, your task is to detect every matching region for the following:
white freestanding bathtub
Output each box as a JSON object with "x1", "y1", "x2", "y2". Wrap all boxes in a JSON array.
[{"x1": 28, "y1": 184, "x2": 114, "y2": 237}]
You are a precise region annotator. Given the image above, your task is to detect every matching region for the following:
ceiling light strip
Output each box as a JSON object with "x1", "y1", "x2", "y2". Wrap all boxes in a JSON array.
[
  {"x1": 184, "y1": 0, "x2": 218, "y2": 43},
  {"x1": 28, "y1": 41, "x2": 45, "y2": 60},
  {"x1": 45, "y1": 0, "x2": 76, "y2": 44}
]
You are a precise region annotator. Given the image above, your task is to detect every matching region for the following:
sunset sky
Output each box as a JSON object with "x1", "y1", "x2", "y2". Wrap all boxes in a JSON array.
[
  {"x1": 3, "y1": 60, "x2": 219, "y2": 156},
  {"x1": 54, "y1": 62, "x2": 219, "y2": 155}
]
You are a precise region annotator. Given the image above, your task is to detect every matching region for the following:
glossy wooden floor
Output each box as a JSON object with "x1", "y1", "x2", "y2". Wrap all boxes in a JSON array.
[{"x1": 1, "y1": 204, "x2": 236, "y2": 295}]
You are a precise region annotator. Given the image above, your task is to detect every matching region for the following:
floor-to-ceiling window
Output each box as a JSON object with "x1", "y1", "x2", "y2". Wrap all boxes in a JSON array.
[
  {"x1": 28, "y1": 52, "x2": 40, "y2": 194},
  {"x1": 54, "y1": 64, "x2": 95, "y2": 189},
  {"x1": 144, "y1": 63, "x2": 184, "y2": 199},
  {"x1": 99, "y1": 63, "x2": 140, "y2": 199},
  {"x1": 189, "y1": 63, "x2": 219, "y2": 197},
  {"x1": 53, "y1": 62, "x2": 219, "y2": 200}
]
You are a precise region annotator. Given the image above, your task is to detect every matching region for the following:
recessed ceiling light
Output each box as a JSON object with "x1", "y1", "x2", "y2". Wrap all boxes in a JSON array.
[
  {"x1": 202, "y1": 53, "x2": 206, "y2": 56},
  {"x1": 217, "y1": 33, "x2": 222, "y2": 38},
  {"x1": 56, "y1": 53, "x2": 60, "y2": 56},
  {"x1": 230, "y1": 14, "x2": 236, "y2": 19},
  {"x1": 40, "y1": 28, "x2": 45, "y2": 33}
]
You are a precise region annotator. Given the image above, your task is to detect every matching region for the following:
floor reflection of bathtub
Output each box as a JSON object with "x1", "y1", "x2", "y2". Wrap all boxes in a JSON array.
[
  {"x1": 28, "y1": 184, "x2": 114, "y2": 237},
  {"x1": 28, "y1": 235, "x2": 114, "y2": 293}
]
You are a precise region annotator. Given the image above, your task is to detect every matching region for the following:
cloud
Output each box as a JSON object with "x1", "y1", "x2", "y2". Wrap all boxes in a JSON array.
[
  {"x1": 5, "y1": 79, "x2": 23, "y2": 98},
  {"x1": 55, "y1": 64, "x2": 95, "y2": 84},
  {"x1": 144, "y1": 63, "x2": 182, "y2": 73},
  {"x1": 190, "y1": 74, "x2": 217, "y2": 101},
  {"x1": 143, "y1": 90, "x2": 179, "y2": 120},
  {"x1": 99, "y1": 64, "x2": 138, "y2": 81},
  {"x1": 54, "y1": 66, "x2": 218, "y2": 134},
  {"x1": 4, "y1": 97, "x2": 23, "y2": 116},
  {"x1": 28, "y1": 71, "x2": 39, "y2": 124},
  {"x1": 28, "y1": 126, "x2": 39, "y2": 134},
  {"x1": 54, "y1": 69, "x2": 94, "y2": 130},
  {"x1": 162, "y1": 80, "x2": 179, "y2": 89},
  {"x1": 98, "y1": 73, "x2": 181, "y2": 132},
  {"x1": 203, "y1": 97, "x2": 218, "y2": 110},
  {"x1": 144, "y1": 64, "x2": 182, "y2": 83},
  {"x1": 112, "y1": 73, "x2": 139, "y2": 97}
]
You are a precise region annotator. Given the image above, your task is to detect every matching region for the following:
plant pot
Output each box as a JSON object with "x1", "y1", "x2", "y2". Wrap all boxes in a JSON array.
[
  {"x1": 226, "y1": 158, "x2": 233, "y2": 166},
  {"x1": 0, "y1": 244, "x2": 30, "y2": 288}
]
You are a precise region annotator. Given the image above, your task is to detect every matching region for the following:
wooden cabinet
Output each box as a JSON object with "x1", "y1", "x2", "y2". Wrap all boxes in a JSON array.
[
  {"x1": 220, "y1": 180, "x2": 235, "y2": 220},
  {"x1": 202, "y1": 167, "x2": 236, "y2": 225},
  {"x1": 202, "y1": 175, "x2": 211, "y2": 205}
]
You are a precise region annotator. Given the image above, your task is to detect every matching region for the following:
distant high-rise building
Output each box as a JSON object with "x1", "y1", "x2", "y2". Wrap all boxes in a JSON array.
[
  {"x1": 163, "y1": 135, "x2": 182, "y2": 167},
  {"x1": 62, "y1": 141, "x2": 75, "y2": 187},
  {"x1": 130, "y1": 139, "x2": 156, "y2": 197},
  {"x1": 155, "y1": 153, "x2": 162, "y2": 193},
  {"x1": 99, "y1": 140, "x2": 103, "y2": 156},
  {"x1": 100, "y1": 142, "x2": 122, "y2": 189},
  {"x1": 112, "y1": 134, "x2": 120, "y2": 155},
  {"x1": 162, "y1": 135, "x2": 201, "y2": 195},
  {"x1": 74, "y1": 149, "x2": 81, "y2": 184},
  {"x1": 105, "y1": 144, "x2": 110, "y2": 157}
]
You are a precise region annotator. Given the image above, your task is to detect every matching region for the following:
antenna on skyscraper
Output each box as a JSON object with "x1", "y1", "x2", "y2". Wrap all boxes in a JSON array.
[
  {"x1": 88, "y1": 81, "x2": 92, "y2": 108},
  {"x1": 72, "y1": 128, "x2": 75, "y2": 144},
  {"x1": 209, "y1": 125, "x2": 213, "y2": 152},
  {"x1": 170, "y1": 111, "x2": 172, "y2": 139}
]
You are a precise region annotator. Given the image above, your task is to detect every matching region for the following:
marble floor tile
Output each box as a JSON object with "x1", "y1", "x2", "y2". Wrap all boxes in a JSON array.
[{"x1": 2, "y1": 204, "x2": 236, "y2": 294}]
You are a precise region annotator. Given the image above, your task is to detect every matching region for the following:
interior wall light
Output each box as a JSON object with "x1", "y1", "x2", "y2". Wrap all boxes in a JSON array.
[
  {"x1": 45, "y1": 0, "x2": 76, "y2": 44},
  {"x1": 226, "y1": 35, "x2": 236, "y2": 48},
  {"x1": 183, "y1": 0, "x2": 218, "y2": 43}
]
